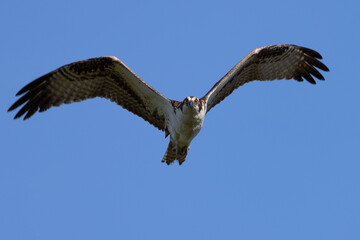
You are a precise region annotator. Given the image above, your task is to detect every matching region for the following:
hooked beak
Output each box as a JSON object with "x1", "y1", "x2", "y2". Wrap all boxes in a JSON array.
[{"x1": 186, "y1": 101, "x2": 195, "y2": 107}]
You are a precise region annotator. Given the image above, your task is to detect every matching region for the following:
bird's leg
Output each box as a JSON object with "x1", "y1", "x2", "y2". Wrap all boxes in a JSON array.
[
  {"x1": 177, "y1": 146, "x2": 189, "y2": 165},
  {"x1": 180, "y1": 146, "x2": 189, "y2": 156},
  {"x1": 171, "y1": 143, "x2": 177, "y2": 154}
]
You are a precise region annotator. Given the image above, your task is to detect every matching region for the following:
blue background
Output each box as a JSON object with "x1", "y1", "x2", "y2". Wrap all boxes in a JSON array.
[{"x1": 1, "y1": 0, "x2": 359, "y2": 239}]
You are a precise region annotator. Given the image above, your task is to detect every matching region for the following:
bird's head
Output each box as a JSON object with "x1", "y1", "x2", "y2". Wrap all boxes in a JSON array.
[{"x1": 183, "y1": 96, "x2": 201, "y2": 111}]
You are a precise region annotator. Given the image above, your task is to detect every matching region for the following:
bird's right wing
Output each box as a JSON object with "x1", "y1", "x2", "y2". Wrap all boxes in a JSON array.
[
  {"x1": 201, "y1": 44, "x2": 329, "y2": 113},
  {"x1": 8, "y1": 56, "x2": 174, "y2": 131}
]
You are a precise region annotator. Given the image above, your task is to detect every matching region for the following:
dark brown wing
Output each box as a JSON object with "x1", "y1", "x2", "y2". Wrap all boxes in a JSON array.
[
  {"x1": 8, "y1": 56, "x2": 174, "y2": 131},
  {"x1": 201, "y1": 44, "x2": 329, "y2": 113}
]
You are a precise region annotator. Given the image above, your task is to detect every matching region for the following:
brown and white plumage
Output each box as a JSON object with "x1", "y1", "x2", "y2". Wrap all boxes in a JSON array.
[
  {"x1": 201, "y1": 44, "x2": 329, "y2": 112},
  {"x1": 8, "y1": 44, "x2": 329, "y2": 165},
  {"x1": 8, "y1": 56, "x2": 173, "y2": 131}
]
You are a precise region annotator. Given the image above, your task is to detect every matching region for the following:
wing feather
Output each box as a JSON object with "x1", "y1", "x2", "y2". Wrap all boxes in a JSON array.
[
  {"x1": 8, "y1": 56, "x2": 173, "y2": 131},
  {"x1": 201, "y1": 44, "x2": 329, "y2": 113}
]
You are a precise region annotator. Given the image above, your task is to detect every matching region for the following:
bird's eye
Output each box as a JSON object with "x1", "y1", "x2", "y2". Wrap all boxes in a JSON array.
[
  {"x1": 194, "y1": 99, "x2": 199, "y2": 105},
  {"x1": 184, "y1": 98, "x2": 189, "y2": 103}
]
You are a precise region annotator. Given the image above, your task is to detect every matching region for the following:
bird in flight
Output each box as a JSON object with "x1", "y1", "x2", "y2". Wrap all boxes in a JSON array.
[{"x1": 8, "y1": 44, "x2": 329, "y2": 165}]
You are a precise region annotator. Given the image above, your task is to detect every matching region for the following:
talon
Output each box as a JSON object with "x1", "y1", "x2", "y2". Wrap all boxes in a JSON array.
[{"x1": 179, "y1": 146, "x2": 189, "y2": 156}]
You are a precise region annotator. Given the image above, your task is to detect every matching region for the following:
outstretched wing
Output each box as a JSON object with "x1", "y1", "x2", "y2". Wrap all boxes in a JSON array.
[
  {"x1": 8, "y1": 56, "x2": 173, "y2": 131},
  {"x1": 201, "y1": 44, "x2": 329, "y2": 113}
]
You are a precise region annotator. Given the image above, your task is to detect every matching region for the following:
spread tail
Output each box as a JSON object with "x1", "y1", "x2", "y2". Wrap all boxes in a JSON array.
[{"x1": 161, "y1": 141, "x2": 188, "y2": 165}]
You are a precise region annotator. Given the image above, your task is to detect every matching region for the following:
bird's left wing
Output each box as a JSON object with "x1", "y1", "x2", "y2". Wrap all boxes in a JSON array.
[
  {"x1": 201, "y1": 44, "x2": 329, "y2": 113},
  {"x1": 8, "y1": 56, "x2": 173, "y2": 131}
]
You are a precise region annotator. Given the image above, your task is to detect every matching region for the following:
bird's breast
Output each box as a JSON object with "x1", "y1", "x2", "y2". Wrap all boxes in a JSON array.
[{"x1": 169, "y1": 107, "x2": 205, "y2": 146}]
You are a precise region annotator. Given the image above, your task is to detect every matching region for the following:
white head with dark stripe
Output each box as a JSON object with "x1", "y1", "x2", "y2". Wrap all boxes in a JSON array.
[{"x1": 182, "y1": 96, "x2": 203, "y2": 112}]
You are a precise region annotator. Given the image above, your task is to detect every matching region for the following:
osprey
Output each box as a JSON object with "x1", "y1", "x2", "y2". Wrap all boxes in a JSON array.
[{"x1": 8, "y1": 44, "x2": 329, "y2": 165}]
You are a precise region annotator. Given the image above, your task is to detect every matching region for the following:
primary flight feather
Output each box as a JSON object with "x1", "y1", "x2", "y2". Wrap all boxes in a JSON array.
[{"x1": 8, "y1": 44, "x2": 329, "y2": 165}]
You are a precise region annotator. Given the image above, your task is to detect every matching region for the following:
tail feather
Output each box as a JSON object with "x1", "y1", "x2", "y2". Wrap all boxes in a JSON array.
[
  {"x1": 161, "y1": 141, "x2": 188, "y2": 165},
  {"x1": 161, "y1": 142, "x2": 177, "y2": 165}
]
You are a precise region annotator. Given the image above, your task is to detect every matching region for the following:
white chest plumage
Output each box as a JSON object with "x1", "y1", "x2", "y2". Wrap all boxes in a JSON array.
[
  {"x1": 170, "y1": 106, "x2": 206, "y2": 147},
  {"x1": 167, "y1": 97, "x2": 206, "y2": 150}
]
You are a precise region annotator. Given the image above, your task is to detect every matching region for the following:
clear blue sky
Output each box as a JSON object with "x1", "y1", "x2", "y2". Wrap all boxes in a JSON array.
[{"x1": 1, "y1": 0, "x2": 359, "y2": 239}]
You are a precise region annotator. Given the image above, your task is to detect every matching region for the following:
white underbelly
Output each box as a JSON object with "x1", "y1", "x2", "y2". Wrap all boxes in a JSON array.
[
  {"x1": 175, "y1": 121, "x2": 202, "y2": 146},
  {"x1": 169, "y1": 109, "x2": 205, "y2": 147}
]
